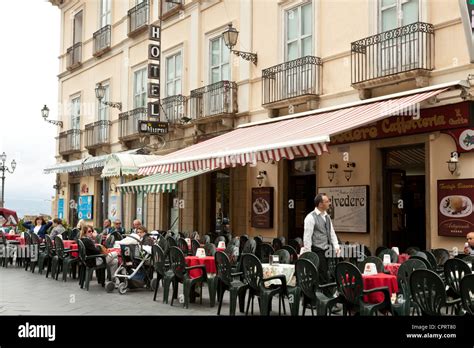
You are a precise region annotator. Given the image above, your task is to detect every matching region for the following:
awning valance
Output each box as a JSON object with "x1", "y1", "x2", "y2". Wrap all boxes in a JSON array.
[
  {"x1": 117, "y1": 169, "x2": 212, "y2": 193},
  {"x1": 139, "y1": 86, "x2": 448, "y2": 175},
  {"x1": 101, "y1": 154, "x2": 161, "y2": 178}
]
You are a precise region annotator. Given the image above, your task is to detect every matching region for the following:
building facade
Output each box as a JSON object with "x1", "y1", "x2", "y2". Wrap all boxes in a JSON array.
[{"x1": 46, "y1": 0, "x2": 474, "y2": 253}]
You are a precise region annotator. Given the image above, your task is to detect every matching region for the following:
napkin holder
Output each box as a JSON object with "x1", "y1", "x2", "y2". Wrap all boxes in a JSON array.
[
  {"x1": 363, "y1": 263, "x2": 378, "y2": 275},
  {"x1": 383, "y1": 254, "x2": 391, "y2": 265},
  {"x1": 217, "y1": 241, "x2": 226, "y2": 249},
  {"x1": 9, "y1": 230, "x2": 15, "y2": 235},
  {"x1": 391, "y1": 246, "x2": 399, "y2": 255},
  {"x1": 185, "y1": 238, "x2": 191, "y2": 247},
  {"x1": 269, "y1": 255, "x2": 279, "y2": 265},
  {"x1": 196, "y1": 248, "x2": 206, "y2": 258}
]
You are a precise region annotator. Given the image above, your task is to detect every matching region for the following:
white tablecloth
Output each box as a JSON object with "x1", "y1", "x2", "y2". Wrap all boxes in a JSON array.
[{"x1": 261, "y1": 263, "x2": 296, "y2": 287}]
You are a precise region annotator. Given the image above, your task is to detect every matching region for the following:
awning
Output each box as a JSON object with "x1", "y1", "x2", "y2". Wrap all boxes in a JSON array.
[
  {"x1": 139, "y1": 84, "x2": 450, "y2": 175},
  {"x1": 117, "y1": 169, "x2": 212, "y2": 193},
  {"x1": 44, "y1": 149, "x2": 144, "y2": 175},
  {"x1": 101, "y1": 154, "x2": 161, "y2": 178}
]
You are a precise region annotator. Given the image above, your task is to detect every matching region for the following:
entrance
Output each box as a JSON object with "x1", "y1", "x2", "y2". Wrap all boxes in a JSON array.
[
  {"x1": 288, "y1": 158, "x2": 316, "y2": 240},
  {"x1": 210, "y1": 169, "x2": 230, "y2": 235},
  {"x1": 383, "y1": 145, "x2": 426, "y2": 251},
  {"x1": 69, "y1": 183, "x2": 80, "y2": 228}
]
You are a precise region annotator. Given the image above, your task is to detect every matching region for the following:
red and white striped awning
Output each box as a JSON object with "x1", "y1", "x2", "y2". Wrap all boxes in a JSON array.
[{"x1": 139, "y1": 87, "x2": 447, "y2": 175}]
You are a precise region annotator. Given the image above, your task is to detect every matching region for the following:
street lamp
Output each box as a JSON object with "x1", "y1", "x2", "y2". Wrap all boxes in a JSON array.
[
  {"x1": 0, "y1": 152, "x2": 16, "y2": 208},
  {"x1": 41, "y1": 105, "x2": 63, "y2": 127},
  {"x1": 95, "y1": 82, "x2": 122, "y2": 111},
  {"x1": 222, "y1": 23, "x2": 258, "y2": 65}
]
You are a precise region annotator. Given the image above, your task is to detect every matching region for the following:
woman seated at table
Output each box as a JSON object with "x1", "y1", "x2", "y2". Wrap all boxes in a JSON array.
[
  {"x1": 80, "y1": 225, "x2": 119, "y2": 276},
  {"x1": 22, "y1": 216, "x2": 52, "y2": 239},
  {"x1": 49, "y1": 218, "x2": 66, "y2": 240}
]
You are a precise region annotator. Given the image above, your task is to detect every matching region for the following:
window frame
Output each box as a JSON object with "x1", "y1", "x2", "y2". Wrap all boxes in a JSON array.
[
  {"x1": 165, "y1": 50, "x2": 183, "y2": 97},
  {"x1": 133, "y1": 66, "x2": 147, "y2": 108},
  {"x1": 209, "y1": 35, "x2": 230, "y2": 84},
  {"x1": 99, "y1": 0, "x2": 111, "y2": 28},
  {"x1": 284, "y1": 2, "x2": 313, "y2": 62}
]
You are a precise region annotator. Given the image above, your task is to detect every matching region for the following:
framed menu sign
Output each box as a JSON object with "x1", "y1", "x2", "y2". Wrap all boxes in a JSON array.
[
  {"x1": 318, "y1": 186, "x2": 369, "y2": 233},
  {"x1": 438, "y1": 179, "x2": 474, "y2": 236},
  {"x1": 251, "y1": 187, "x2": 274, "y2": 229}
]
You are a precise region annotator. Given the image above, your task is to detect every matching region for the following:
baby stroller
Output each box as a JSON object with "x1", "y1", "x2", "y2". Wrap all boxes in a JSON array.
[{"x1": 105, "y1": 241, "x2": 154, "y2": 295}]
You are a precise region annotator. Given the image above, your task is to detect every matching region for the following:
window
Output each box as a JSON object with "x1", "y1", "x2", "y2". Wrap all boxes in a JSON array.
[
  {"x1": 73, "y1": 10, "x2": 83, "y2": 44},
  {"x1": 133, "y1": 68, "x2": 147, "y2": 108},
  {"x1": 209, "y1": 36, "x2": 230, "y2": 84},
  {"x1": 99, "y1": 0, "x2": 111, "y2": 27},
  {"x1": 379, "y1": 0, "x2": 420, "y2": 74},
  {"x1": 166, "y1": 52, "x2": 182, "y2": 97},
  {"x1": 285, "y1": 3, "x2": 312, "y2": 61},
  {"x1": 71, "y1": 97, "x2": 81, "y2": 130}
]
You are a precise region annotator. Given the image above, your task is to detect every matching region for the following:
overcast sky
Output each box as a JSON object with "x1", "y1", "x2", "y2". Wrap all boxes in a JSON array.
[{"x1": 0, "y1": 1, "x2": 59, "y2": 217}]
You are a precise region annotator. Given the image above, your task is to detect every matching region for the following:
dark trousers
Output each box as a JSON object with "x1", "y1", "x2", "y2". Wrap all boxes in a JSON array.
[{"x1": 311, "y1": 246, "x2": 329, "y2": 284}]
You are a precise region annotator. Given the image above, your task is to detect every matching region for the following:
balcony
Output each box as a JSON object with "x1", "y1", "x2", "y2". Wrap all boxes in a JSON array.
[
  {"x1": 128, "y1": 0, "x2": 149, "y2": 37},
  {"x1": 161, "y1": 0, "x2": 184, "y2": 21},
  {"x1": 58, "y1": 129, "x2": 81, "y2": 156},
  {"x1": 119, "y1": 107, "x2": 148, "y2": 143},
  {"x1": 66, "y1": 42, "x2": 82, "y2": 70},
  {"x1": 161, "y1": 95, "x2": 188, "y2": 124},
  {"x1": 351, "y1": 22, "x2": 434, "y2": 95},
  {"x1": 262, "y1": 56, "x2": 322, "y2": 111},
  {"x1": 190, "y1": 81, "x2": 238, "y2": 124},
  {"x1": 93, "y1": 25, "x2": 111, "y2": 57},
  {"x1": 84, "y1": 120, "x2": 111, "y2": 154}
]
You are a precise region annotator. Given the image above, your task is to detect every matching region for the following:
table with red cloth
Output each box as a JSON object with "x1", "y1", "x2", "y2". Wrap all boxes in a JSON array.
[
  {"x1": 216, "y1": 247, "x2": 225, "y2": 252},
  {"x1": 185, "y1": 256, "x2": 216, "y2": 278},
  {"x1": 362, "y1": 273, "x2": 398, "y2": 304},
  {"x1": 398, "y1": 253, "x2": 410, "y2": 263},
  {"x1": 4, "y1": 234, "x2": 20, "y2": 241},
  {"x1": 63, "y1": 240, "x2": 79, "y2": 257},
  {"x1": 384, "y1": 263, "x2": 401, "y2": 276}
]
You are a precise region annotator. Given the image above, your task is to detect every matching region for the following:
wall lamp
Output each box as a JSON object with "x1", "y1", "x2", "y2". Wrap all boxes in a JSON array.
[
  {"x1": 447, "y1": 152, "x2": 460, "y2": 175},
  {"x1": 95, "y1": 83, "x2": 122, "y2": 111},
  {"x1": 256, "y1": 170, "x2": 267, "y2": 187},
  {"x1": 222, "y1": 23, "x2": 258, "y2": 65},
  {"x1": 41, "y1": 105, "x2": 63, "y2": 127},
  {"x1": 344, "y1": 162, "x2": 356, "y2": 181},
  {"x1": 327, "y1": 163, "x2": 338, "y2": 183}
]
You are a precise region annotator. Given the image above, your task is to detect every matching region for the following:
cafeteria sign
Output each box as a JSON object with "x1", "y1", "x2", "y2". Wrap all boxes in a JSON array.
[
  {"x1": 318, "y1": 186, "x2": 369, "y2": 233},
  {"x1": 251, "y1": 187, "x2": 274, "y2": 229},
  {"x1": 138, "y1": 120, "x2": 168, "y2": 134},
  {"x1": 437, "y1": 179, "x2": 474, "y2": 237}
]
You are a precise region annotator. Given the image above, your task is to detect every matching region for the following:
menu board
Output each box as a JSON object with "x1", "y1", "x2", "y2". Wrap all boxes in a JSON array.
[
  {"x1": 251, "y1": 187, "x2": 274, "y2": 229},
  {"x1": 78, "y1": 195, "x2": 93, "y2": 220},
  {"x1": 438, "y1": 179, "x2": 474, "y2": 236}
]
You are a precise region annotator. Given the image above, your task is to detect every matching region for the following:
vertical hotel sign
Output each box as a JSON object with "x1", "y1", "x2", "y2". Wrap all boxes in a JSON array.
[
  {"x1": 148, "y1": 25, "x2": 161, "y2": 119},
  {"x1": 437, "y1": 179, "x2": 474, "y2": 237},
  {"x1": 459, "y1": 0, "x2": 474, "y2": 63}
]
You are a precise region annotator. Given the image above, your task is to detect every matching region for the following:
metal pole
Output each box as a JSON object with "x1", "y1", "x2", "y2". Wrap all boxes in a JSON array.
[{"x1": 1, "y1": 168, "x2": 5, "y2": 208}]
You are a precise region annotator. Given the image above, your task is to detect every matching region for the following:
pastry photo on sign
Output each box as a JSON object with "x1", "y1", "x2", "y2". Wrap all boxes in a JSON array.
[
  {"x1": 253, "y1": 197, "x2": 270, "y2": 215},
  {"x1": 440, "y1": 195, "x2": 472, "y2": 218}
]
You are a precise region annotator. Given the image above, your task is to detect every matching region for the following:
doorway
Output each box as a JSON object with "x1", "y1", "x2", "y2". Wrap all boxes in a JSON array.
[
  {"x1": 69, "y1": 183, "x2": 80, "y2": 228},
  {"x1": 288, "y1": 158, "x2": 316, "y2": 240},
  {"x1": 210, "y1": 169, "x2": 230, "y2": 234},
  {"x1": 383, "y1": 145, "x2": 426, "y2": 251}
]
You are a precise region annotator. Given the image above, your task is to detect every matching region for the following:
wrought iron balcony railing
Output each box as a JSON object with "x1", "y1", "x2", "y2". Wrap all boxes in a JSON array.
[
  {"x1": 190, "y1": 81, "x2": 238, "y2": 120},
  {"x1": 93, "y1": 25, "x2": 111, "y2": 57},
  {"x1": 119, "y1": 107, "x2": 147, "y2": 140},
  {"x1": 58, "y1": 129, "x2": 81, "y2": 155},
  {"x1": 66, "y1": 42, "x2": 82, "y2": 70},
  {"x1": 84, "y1": 120, "x2": 111, "y2": 149},
  {"x1": 351, "y1": 22, "x2": 434, "y2": 85},
  {"x1": 262, "y1": 56, "x2": 322, "y2": 106},
  {"x1": 161, "y1": 95, "x2": 188, "y2": 124},
  {"x1": 128, "y1": 0, "x2": 149, "y2": 36}
]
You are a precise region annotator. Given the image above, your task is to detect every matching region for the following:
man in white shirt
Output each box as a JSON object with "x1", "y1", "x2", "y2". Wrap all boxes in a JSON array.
[{"x1": 303, "y1": 193, "x2": 340, "y2": 284}]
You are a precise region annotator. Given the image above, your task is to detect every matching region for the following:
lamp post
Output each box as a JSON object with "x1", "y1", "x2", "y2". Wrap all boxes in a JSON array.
[
  {"x1": 222, "y1": 23, "x2": 258, "y2": 65},
  {"x1": 41, "y1": 104, "x2": 63, "y2": 127},
  {"x1": 0, "y1": 152, "x2": 17, "y2": 208}
]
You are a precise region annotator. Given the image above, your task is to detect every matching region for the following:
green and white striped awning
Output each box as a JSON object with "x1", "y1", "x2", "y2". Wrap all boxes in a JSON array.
[{"x1": 117, "y1": 169, "x2": 212, "y2": 193}]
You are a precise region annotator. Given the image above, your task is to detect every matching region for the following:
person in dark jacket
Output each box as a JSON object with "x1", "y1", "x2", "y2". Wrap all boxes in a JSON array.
[
  {"x1": 22, "y1": 216, "x2": 52, "y2": 239},
  {"x1": 111, "y1": 219, "x2": 126, "y2": 235}
]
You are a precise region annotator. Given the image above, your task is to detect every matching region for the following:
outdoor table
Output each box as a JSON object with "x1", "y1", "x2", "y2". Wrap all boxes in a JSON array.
[
  {"x1": 216, "y1": 247, "x2": 225, "y2": 252},
  {"x1": 185, "y1": 256, "x2": 216, "y2": 278},
  {"x1": 4, "y1": 234, "x2": 20, "y2": 241},
  {"x1": 398, "y1": 253, "x2": 410, "y2": 263},
  {"x1": 63, "y1": 240, "x2": 78, "y2": 258},
  {"x1": 261, "y1": 263, "x2": 296, "y2": 287},
  {"x1": 362, "y1": 273, "x2": 398, "y2": 304},
  {"x1": 384, "y1": 263, "x2": 401, "y2": 276}
]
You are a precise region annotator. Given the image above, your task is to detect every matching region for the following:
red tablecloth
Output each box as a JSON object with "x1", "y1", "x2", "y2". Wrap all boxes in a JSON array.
[
  {"x1": 362, "y1": 273, "x2": 398, "y2": 304},
  {"x1": 4, "y1": 234, "x2": 20, "y2": 241},
  {"x1": 216, "y1": 247, "x2": 225, "y2": 252},
  {"x1": 384, "y1": 263, "x2": 401, "y2": 276},
  {"x1": 63, "y1": 240, "x2": 78, "y2": 257},
  {"x1": 398, "y1": 253, "x2": 410, "y2": 263},
  {"x1": 185, "y1": 256, "x2": 216, "y2": 278}
]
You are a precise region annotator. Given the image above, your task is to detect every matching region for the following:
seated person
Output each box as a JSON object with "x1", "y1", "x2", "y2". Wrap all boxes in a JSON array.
[
  {"x1": 49, "y1": 218, "x2": 66, "y2": 240},
  {"x1": 80, "y1": 225, "x2": 118, "y2": 276},
  {"x1": 111, "y1": 219, "x2": 126, "y2": 235},
  {"x1": 464, "y1": 232, "x2": 474, "y2": 255},
  {"x1": 22, "y1": 216, "x2": 52, "y2": 239}
]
